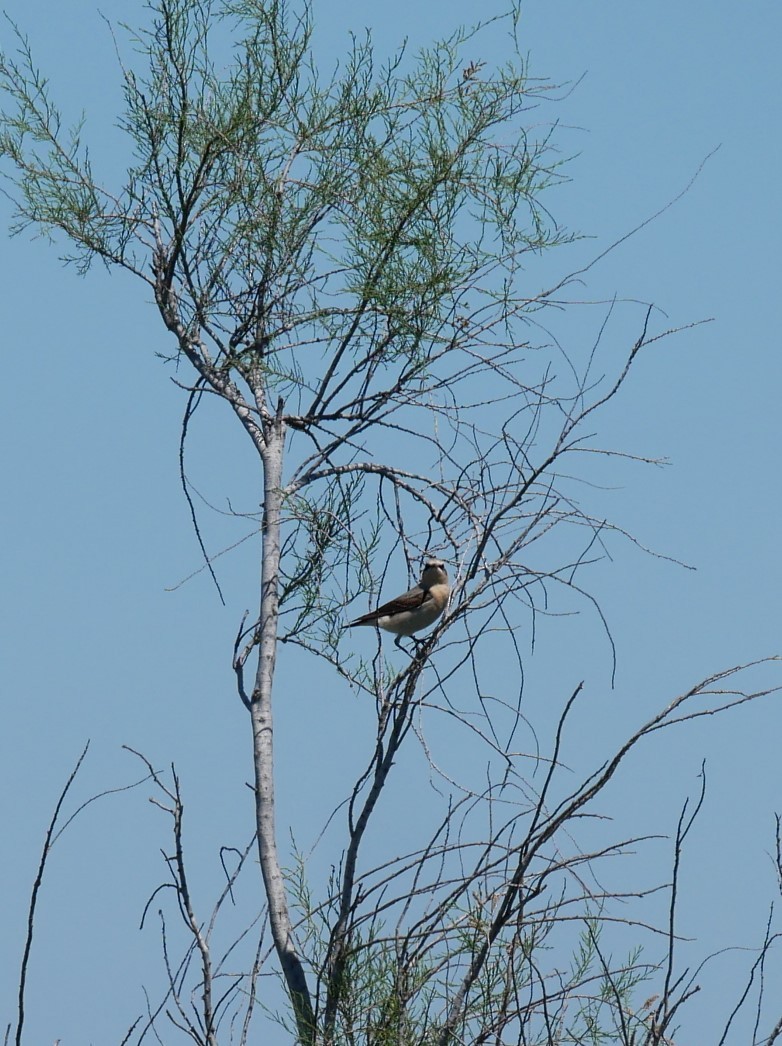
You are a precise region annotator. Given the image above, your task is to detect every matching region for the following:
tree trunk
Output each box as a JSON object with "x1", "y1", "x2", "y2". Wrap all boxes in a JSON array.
[{"x1": 251, "y1": 406, "x2": 315, "y2": 1044}]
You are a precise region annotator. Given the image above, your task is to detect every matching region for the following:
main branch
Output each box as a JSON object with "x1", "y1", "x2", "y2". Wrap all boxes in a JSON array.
[{"x1": 251, "y1": 400, "x2": 315, "y2": 1043}]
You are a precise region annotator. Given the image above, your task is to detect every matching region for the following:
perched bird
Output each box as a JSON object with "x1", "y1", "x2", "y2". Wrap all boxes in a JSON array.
[{"x1": 348, "y1": 558, "x2": 450, "y2": 646}]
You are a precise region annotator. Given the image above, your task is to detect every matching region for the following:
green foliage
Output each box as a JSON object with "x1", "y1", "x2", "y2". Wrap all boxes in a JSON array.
[
  {"x1": 1, "y1": 0, "x2": 567, "y2": 369},
  {"x1": 286, "y1": 851, "x2": 665, "y2": 1046}
]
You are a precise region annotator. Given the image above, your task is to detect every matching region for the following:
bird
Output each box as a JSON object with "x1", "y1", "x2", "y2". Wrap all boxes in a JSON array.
[{"x1": 348, "y1": 558, "x2": 450, "y2": 647}]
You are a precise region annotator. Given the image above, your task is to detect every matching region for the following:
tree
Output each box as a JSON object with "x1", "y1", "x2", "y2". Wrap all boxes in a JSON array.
[{"x1": 2, "y1": 1, "x2": 780, "y2": 1043}]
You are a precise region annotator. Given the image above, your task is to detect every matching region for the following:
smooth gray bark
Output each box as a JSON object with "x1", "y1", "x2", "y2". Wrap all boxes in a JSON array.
[{"x1": 251, "y1": 403, "x2": 315, "y2": 1044}]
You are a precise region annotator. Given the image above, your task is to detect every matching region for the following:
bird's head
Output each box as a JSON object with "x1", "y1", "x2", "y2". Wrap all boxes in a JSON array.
[{"x1": 421, "y1": 557, "x2": 448, "y2": 585}]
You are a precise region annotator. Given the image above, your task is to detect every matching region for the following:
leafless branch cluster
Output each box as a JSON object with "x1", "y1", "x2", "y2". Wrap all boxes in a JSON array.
[
  {"x1": 290, "y1": 651, "x2": 781, "y2": 1044},
  {"x1": 123, "y1": 748, "x2": 265, "y2": 1046}
]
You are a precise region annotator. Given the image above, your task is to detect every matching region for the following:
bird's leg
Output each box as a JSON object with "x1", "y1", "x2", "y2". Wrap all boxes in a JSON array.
[
  {"x1": 412, "y1": 636, "x2": 427, "y2": 660},
  {"x1": 394, "y1": 634, "x2": 426, "y2": 661},
  {"x1": 394, "y1": 635, "x2": 419, "y2": 658}
]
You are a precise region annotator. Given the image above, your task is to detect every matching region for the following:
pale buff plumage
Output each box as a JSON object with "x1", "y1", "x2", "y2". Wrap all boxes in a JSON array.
[{"x1": 348, "y1": 559, "x2": 450, "y2": 639}]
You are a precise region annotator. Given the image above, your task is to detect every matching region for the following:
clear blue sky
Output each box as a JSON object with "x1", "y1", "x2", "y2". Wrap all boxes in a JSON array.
[{"x1": 1, "y1": 1, "x2": 780, "y2": 1041}]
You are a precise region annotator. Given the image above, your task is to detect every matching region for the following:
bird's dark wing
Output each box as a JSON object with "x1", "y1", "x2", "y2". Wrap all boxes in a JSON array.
[
  {"x1": 374, "y1": 584, "x2": 428, "y2": 617},
  {"x1": 350, "y1": 584, "x2": 427, "y2": 625}
]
